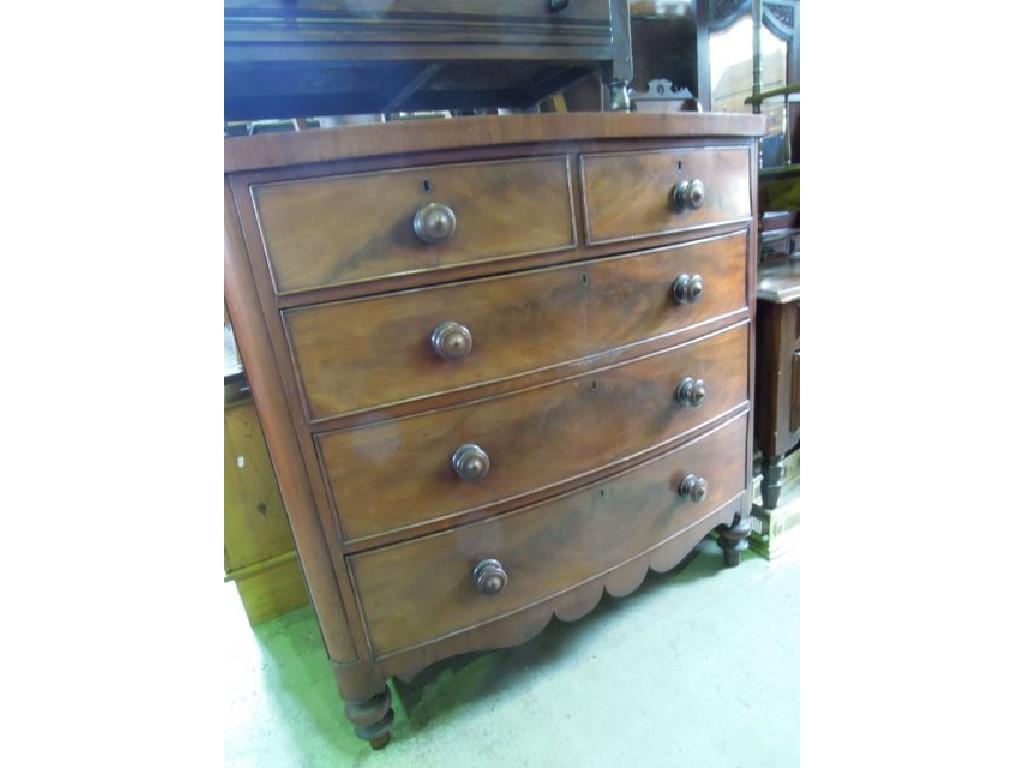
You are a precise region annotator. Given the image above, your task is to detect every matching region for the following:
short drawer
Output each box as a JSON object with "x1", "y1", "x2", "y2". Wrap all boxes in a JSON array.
[
  {"x1": 252, "y1": 156, "x2": 576, "y2": 294},
  {"x1": 348, "y1": 411, "x2": 748, "y2": 656},
  {"x1": 321, "y1": 322, "x2": 749, "y2": 541},
  {"x1": 581, "y1": 146, "x2": 751, "y2": 245},
  {"x1": 286, "y1": 230, "x2": 748, "y2": 420}
]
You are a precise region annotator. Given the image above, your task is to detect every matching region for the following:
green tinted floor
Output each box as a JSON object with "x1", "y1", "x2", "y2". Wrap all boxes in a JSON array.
[{"x1": 225, "y1": 535, "x2": 799, "y2": 768}]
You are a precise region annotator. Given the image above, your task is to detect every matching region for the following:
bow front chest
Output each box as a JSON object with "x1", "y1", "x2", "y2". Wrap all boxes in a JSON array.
[{"x1": 224, "y1": 112, "x2": 765, "y2": 748}]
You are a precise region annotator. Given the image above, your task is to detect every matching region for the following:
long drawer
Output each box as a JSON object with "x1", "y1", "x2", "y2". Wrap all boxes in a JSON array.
[
  {"x1": 348, "y1": 411, "x2": 748, "y2": 656},
  {"x1": 286, "y1": 230, "x2": 749, "y2": 421},
  {"x1": 581, "y1": 146, "x2": 751, "y2": 245},
  {"x1": 252, "y1": 155, "x2": 576, "y2": 294},
  {"x1": 320, "y1": 322, "x2": 749, "y2": 541}
]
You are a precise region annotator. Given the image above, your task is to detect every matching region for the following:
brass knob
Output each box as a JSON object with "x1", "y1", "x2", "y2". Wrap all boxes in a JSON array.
[
  {"x1": 474, "y1": 558, "x2": 507, "y2": 595},
  {"x1": 452, "y1": 443, "x2": 490, "y2": 481},
  {"x1": 679, "y1": 473, "x2": 708, "y2": 503},
  {"x1": 413, "y1": 203, "x2": 457, "y2": 244},
  {"x1": 671, "y1": 179, "x2": 706, "y2": 211},
  {"x1": 671, "y1": 274, "x2": 704, "y2": 304},
  {"x1": 431, "y1": 321, "x2": 472, "y2": 360},
  {"x1": 675, "y1": 377, "x2": 706, "y2": 407}
]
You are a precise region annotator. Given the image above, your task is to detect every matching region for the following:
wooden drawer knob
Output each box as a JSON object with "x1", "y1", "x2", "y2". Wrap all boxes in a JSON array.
[
  {"x1": 474, "y1": 558, "x2": 508, "y2": 595},
  {"x1": 413, "y1": 202, "x2": 457, "y2": 244},
  {"x1": 451, "y1": 443, "x2": 490, "y2": 481},
  {"x1": 671, "y1": 179, "x2": 706, "y2": 211},
  {"x1": 671, "y1": 274, "x2": 704, "y2": 304},
  {"x1": 679, "y1": 473, "x2": 708, "y2": 503},
  {"x1": 547, "y1": 0, "x2": 570, "y2": 11},
  {"x1": 675, "y1": 377, "x2": 706, "y2": 407},
  {"x1": 431, "y1": 321, "x2": 472, "y2": 360}
]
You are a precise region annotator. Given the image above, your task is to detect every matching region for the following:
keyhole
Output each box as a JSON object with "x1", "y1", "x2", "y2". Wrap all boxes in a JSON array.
[
  {"x1": 581, "y1": 273, "x2": 588, "y2": 285},
  {"x1": 677, "y1": 161, "x2": 683, "y2": 171},
  {"x1": 422, "y1": 179, "x2": 431, "y2": 192},
  {"x1": 591, "y1": 379, "x2": 598, "y2": 391}
]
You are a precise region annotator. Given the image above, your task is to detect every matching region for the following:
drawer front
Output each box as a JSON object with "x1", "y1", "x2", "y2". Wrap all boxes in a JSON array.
[
  {"x1": 349, "y1": 412, "x2": 748, "y2": 656},
  {"x1": 253, "y1": 156, "x2": 576, "y2": 294},
  {"x1": 287, "y1": 230, "x2": 748, "y2": 420},
  {"x1": 581, "y1": 147, "x2": 751, "y2": 245},
  {"x1": 321, "y1": 323, "x2": 749, "y2": 541}
]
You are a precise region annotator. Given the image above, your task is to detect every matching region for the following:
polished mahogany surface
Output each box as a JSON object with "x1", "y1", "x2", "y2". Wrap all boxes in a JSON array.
[{"x1": 224, "y1": 112, "x2": 764, "y2": 748}]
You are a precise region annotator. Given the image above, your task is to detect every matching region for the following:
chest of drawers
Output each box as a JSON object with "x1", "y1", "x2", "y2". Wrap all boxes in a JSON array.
[{"x1": 224, "y1": 112, "x2": 765, "y2": 748}]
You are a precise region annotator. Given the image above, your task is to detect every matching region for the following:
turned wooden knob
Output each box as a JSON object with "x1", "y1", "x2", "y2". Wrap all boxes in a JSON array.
[
  {"x1": 431, "y1": 321, "x2": 472, "y2": 360},
  {"x1": 675, "y1": 377, "x2": 706, "y2": 407},
  {"x1": 671, "y1": 179, "x2": 706, "y2": 211},
  {"x1": 679, "y1": 473, "x2": 708, "y2": 503},
  {"x1": 413, "y1": 202, "x2": 457, "y2": 244},
  {"x1": 474, "y1": 558, "x2": 507, "y2": 595},
  {"x1": 451, "y1": 443, "x2": 490, "y2": 481},
  {"x1": 671, "y1": 274, "x2": 704, "y2": 304}
]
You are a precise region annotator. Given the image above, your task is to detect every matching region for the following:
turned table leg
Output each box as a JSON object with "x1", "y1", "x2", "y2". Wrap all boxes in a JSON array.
[
  {"x1": 343, "y1": 684, "x2": 394, "y2": 750},
  {"x1": 717, "y1": 515, "x2": 752, "y2": 568},
  {"x1": 762, "y1": 453, "x2": 785, "y2": 511}
]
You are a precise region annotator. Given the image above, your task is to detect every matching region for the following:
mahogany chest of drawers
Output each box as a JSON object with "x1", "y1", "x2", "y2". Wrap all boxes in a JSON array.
[{"x1": 224, "y1": 112, "x2": 765, "y2": 748}]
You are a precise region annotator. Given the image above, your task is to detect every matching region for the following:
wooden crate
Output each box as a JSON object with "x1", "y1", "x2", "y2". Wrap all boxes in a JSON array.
[{"x1": 224, "y1": 398, "x2": 308, "y2": 624}]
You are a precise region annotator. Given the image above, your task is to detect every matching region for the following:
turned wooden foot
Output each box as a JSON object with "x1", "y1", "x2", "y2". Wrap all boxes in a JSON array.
[
  {"x1": 344, "y1": 685, "x2": 394, "y2": 750},
  {"x1": 762, "y1": 454, "x2": 785, "y2": 510},
  {"x1": 717, "y1": 515, "x2": 752, "y2": 568}
]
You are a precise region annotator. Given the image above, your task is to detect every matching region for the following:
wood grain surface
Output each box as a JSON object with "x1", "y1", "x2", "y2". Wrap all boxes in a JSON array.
[
  {"x1": 581, "y1": 146, "x2": 751, "y2": 244},
  {"x1": 254, "y1": 155, "x2": 575, "y2": 294},
  {"x1": 225, "y1": 113, "x2": 767, "y2": 173},
  {"x1": 286, "y1": 230, "x2": 748, "y2": 421},
  {"x1": 376, "y1": 489, "x2": 744, "y2": 684},
  {"x1": 348, "y1": 412, "x2": 747, "y2": 656},
  {"x1": 320, "y1": 322, "x2": 749, "y2": 541}
]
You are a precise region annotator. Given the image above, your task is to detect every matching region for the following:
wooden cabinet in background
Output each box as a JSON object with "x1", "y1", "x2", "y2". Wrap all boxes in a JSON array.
[
  {"x1": 224, "y1": 0, "x2": 635, "y2": 119},
  {"x1": 753, "y1": 260, "x2": 800, "y2": 509}
]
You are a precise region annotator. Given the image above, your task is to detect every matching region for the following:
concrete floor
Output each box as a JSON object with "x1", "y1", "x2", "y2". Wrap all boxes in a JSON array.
[{"x1": 225, "y1": 526, "x2": 799, "y2": 767}]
